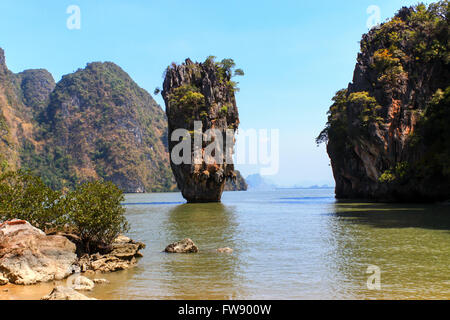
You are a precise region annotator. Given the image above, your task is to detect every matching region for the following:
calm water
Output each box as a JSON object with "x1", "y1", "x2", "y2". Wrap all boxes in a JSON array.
[{"x1": 2, "y1": 189, "x2": 450, "y2": 300}]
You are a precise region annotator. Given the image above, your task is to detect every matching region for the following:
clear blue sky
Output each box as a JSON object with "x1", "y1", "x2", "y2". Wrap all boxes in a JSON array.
[{"x1": 0, "y1": 0, "x2": 432, "y2": 186}]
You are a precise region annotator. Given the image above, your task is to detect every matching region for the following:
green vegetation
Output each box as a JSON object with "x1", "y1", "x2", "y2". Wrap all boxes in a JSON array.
[
  {"x1": 412, "y1": 86, "x2": 450, "y2": 179},
  {"x1": 0, "y1": 170, "x2": 63, "y2": 230},
  {"x1": 168, "y1": 84, "x2": 206, "y2": 111},
  {"x1": 0, "y1": 170, "x2": 129, "y2": 253},
  {"x1": 379, "y1": 162, "x2": 410, "y2": 183},
  {"x1": 316, "y1": 89, "x2": 348, "y2": 145},
  {"x1": 63, "y1": 180, "x2": 129, "y2": 252},
  {"x1": 203, "y1": 56, "x2": 245, "y2": 92},
  {"x1": 348, "y1": 91, "x2": 383, "y2": 124}
]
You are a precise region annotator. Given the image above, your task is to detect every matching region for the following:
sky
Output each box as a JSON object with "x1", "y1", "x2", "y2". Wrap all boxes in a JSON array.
[{"x1": 0, "y1": 0, "x2": 433, "y2": 187}]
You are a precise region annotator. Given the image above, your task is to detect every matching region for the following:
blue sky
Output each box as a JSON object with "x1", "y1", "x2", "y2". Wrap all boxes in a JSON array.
[{"x1": 0, "y1": 0, "x2": 432, "y2": 186}]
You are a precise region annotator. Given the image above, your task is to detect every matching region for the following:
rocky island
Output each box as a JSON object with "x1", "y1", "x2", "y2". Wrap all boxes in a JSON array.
[
  {"x1": 318, "y1": 3, "x2": 449, "y2": 202},
  {"x1": 162, "y1": 57, "x2": 243, "y2": 202}
]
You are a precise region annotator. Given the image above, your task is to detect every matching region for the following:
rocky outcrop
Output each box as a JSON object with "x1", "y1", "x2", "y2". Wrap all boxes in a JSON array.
[
  {"x1": 0, "y1": 220, "x2": 77, "y2": 285},
  {"x1": 162, "y1": 58, "x2": 241, "y2": 202},
  {"x1": 165, "y1": 238, "x2": 199, "y2": 253},
  {"x1": 41, "y1": 286, "x2": 95, "y2": 300},
  {"x1": 74, "y1": 234, "x2": 145, "y2": 273},
  {"x1": 224, "y1": 170, "x2": 248, "y2": 191},
  {"x1": 318, "y1": 3, "x2": 450, "y2": 202}
]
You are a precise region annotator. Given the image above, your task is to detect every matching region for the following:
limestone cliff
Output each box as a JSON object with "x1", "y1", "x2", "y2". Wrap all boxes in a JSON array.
[
  {"x1": 162, "y1": 57, "x2": 242, "y2": 202},
  {"x1": 0, "y1": 48, "x2": 175, "y2": 192},
  {"x1": 0, "y1": 48, "x2": 55, "y2": 172},
  {"x1": 318, "y1": 2, "x2": 449, "y2": 202},
  {"x1": 224, "y1": 170, "x2": 248, "y2": 191}
]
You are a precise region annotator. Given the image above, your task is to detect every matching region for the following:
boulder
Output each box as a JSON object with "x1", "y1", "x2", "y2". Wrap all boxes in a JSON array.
[
  {"x1": 165, "y1": 238, "x2": 199, "y2": 253},
  {"x1": 67, "y1": 275, "x2": 95, "y2": 291},
  {"x1": 41, "y1": 286, "x2": 96, "y2": 300},
  {"x1": 0, "y1": 220, "x2": 77, "y2": 285}
]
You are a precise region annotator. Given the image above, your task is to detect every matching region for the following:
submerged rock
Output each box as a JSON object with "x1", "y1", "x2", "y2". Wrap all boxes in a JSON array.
[
  {"x1": 41, "y1": 286, "x2": 96, "y2": 300},
  {"x1": 162, "y1": 57, "x2": 241, "y2": 202},
  {"x1": 165, "y1": 238, "x2": 199, "y2": 253},
  {"x1": 0, "y1": 220, "x2": 77, "y2": 285},
  {"x1": 67, "y1": 275, "x2": 95, "y2": 291},
  {"x1": 217, "y1": 247, "x2": 233, "y2": 254},
  {"x1": 93, "y1": 278, "x2": 109, "y2": 284}
]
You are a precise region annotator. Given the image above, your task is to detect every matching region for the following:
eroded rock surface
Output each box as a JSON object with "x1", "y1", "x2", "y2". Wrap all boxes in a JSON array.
[
  {"x1": 0, "y1": 220, "x2": 77, "y2": 285},
  {"x1": 74, "y1": 234, "x2": 145, "y2": 273},
  {"x1": 162, "y1": 58, "x2": 241, "y2": 202}
]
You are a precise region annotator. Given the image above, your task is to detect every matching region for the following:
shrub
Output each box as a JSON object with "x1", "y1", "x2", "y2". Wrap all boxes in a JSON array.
[
  {"x1": 0, "y1": 170, "x2": 63, "y2": 230},
  {"x1": 65, "y1": 180, "x2": 129, "y2": 253},
  {"x1": 0, "y1": 170, "x2": 130, "y2": 253}
]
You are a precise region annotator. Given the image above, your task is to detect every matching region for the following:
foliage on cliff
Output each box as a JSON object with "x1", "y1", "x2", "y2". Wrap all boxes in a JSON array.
[{"x1": 318, "y1": 1, "x2": 450, "y2": 201}]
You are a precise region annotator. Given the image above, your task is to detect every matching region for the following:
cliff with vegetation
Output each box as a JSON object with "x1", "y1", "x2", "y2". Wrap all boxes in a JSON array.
[
  {"x1": 0, "y1": 49, "x2": 176, "y2": 192},
  {"x1": 224, "y1": 170, "x2": 248, "y2": 191},
  {"x1": 162, "y1": 57, "x2": 243, "y2": 202},
  {"x1": 318, "y1": 2, "x2": 449, "y2": 202}
]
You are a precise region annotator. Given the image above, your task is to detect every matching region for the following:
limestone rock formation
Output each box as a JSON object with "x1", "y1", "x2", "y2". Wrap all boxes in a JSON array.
[
  {"x1": 0, "y1": 220, "x2": 77, "y2": 285},
  {"x1": 318, "y1": 3, "x2": 450, "y2": 202},
  {"x1": 224, "y1": 170, "x2": 248, "y2": 191},
  {"x1": 165, "y1": 238, "x2": 199, "y2": 253},
  {"x1": 162, "y1": 57, "x2": 242, "y2": 202}
]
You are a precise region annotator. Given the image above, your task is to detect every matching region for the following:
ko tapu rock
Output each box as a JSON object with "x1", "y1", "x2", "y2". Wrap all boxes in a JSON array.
[
  {"x1": 318, "y1": 3, "x2": 450, "y2": 202},
  {"x1": 162, "y1": 57, "x2": 243, "y2": 202}
]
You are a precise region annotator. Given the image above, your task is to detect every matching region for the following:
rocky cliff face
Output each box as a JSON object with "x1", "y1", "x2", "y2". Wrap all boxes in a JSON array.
[
  {"x1": 0, "y1": 49, "x2": 53, "y2": 172},
  {"x1": 0, "y1": 49, "x2": 175, "y2": 192},
  {"x1": 224, "y1": 170, "x2": 248, "y2": 191},
  {"x1": 36, "y1": 62, "x2": 174, "y2": 192},
  {"x1": 162, "y1": 58, "x2": 242, "y2": 202},
  {"x1": 318, "y1": 2, "x2": 450, "y2": 202}
]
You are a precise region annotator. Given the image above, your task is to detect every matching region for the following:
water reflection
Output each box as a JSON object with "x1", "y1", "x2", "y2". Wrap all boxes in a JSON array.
[
  {"x1": 160, "y1": 203, "x2": 246, "y2": 299},
  {"x1": 328, "y1": 201, "x2": 450, "y2": 299}
]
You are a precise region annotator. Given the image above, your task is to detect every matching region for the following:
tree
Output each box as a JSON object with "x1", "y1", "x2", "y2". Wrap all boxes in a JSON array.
[
  {"x1": 65, "y1": 180, "x2": 129, "y2": 253},
  {"x1": 0, "y1": 170, "x2": 63, "y2": 230}
]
